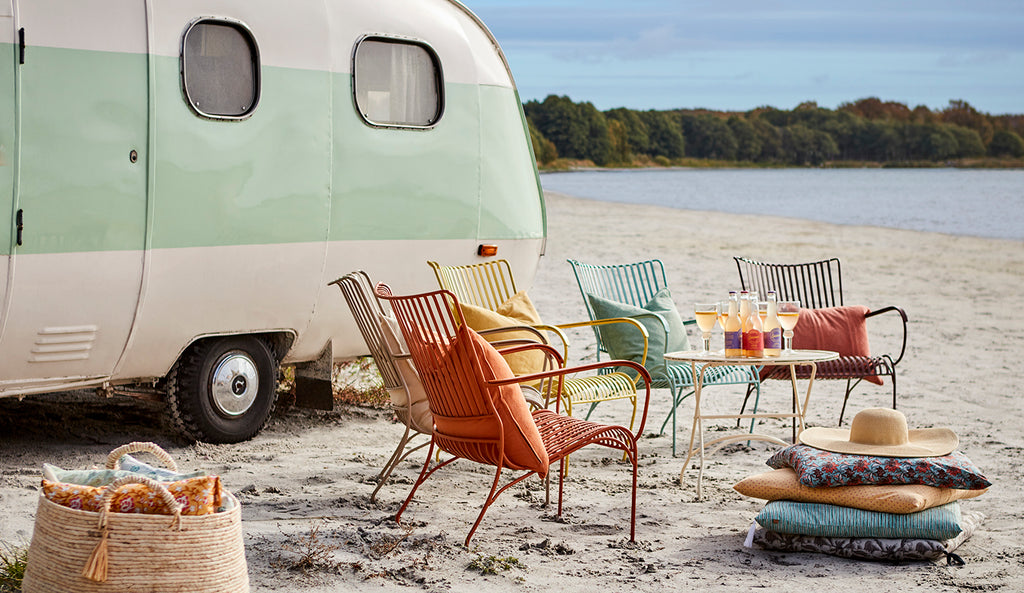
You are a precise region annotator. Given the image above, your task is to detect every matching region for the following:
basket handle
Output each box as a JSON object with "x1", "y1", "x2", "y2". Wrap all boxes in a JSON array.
[
  {"x1": 105, "y1": 441, "x2": 179, "y2": 472},
  {"x1": 83, "y1": 475, "x2": 184, "y2": 582}
]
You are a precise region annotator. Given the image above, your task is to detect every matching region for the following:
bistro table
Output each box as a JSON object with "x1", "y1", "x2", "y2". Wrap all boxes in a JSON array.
[{"x1": 664, "y1": 349, "x2": 839, "y2": 498}]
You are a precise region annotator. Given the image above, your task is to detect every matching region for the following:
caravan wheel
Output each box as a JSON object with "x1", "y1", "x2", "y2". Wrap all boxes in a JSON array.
[{"x1": 165, "y1": 336, "x2": 279, "y2": 443}]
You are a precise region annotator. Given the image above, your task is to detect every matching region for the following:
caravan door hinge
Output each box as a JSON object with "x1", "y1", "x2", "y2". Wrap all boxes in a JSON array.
[
  {"x1": 18, "y1": 28, "x2": 24, "y2": 64},
  {"x1": 15, "y1": 209, "x2": 23, "y2": 245}
]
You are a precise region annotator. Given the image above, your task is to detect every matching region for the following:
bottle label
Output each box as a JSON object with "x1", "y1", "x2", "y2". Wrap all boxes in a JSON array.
[
  {"x1": 764, "y1": 327, "x2": 782, "y2": 350},
  {"x1": 724, "y1": 330, "x2": 741, "y2": 351},
  {"x1": 743, "y1": 329, "x2": 763, "y2": 355}
]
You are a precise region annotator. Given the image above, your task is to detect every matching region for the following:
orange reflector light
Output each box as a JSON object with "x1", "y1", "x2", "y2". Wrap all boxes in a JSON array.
[{"x1": 477, "y1": 244, "x2": 498, "y2": 257}]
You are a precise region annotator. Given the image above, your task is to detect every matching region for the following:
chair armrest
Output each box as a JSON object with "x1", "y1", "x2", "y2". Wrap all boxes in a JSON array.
[
  {"x1": 487, "y1": 356, "x2": 653, "y2": 438},
  {"x1": 865, "y1": 306, "x2": 908, "y2": 366},
  {"x1": 554, "y1": 317, "x2": 650, "y2": 367}
]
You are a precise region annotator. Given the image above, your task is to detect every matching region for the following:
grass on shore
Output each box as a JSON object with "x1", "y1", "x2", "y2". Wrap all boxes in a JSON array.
[
  {"x1": 0, "y1": 541, "x2": 27, "y2": 592},
  {"x1": 538, "y1": 155, "x2": 1024, "y2": 172}
]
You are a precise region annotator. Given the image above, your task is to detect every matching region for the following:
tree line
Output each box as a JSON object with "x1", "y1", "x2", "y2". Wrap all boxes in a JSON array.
[{"x1": 524, "y1": 96, "x2": 1024, "y2": 167}]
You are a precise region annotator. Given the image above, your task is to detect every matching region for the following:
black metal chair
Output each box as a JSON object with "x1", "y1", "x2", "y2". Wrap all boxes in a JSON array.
[{"x1": 734, "y1": 257, "x2": 908, "y2": 425}]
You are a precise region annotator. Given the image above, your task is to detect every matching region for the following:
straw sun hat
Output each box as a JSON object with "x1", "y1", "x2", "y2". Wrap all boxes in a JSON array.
[{"x1": 799, "y1": 407, "x2": 958, "y2": 458}]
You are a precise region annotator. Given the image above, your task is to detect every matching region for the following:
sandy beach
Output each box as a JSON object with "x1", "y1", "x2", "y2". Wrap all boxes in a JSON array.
[{"x1": 1, "y1": 190, "x2": 1022, "y2": 592}]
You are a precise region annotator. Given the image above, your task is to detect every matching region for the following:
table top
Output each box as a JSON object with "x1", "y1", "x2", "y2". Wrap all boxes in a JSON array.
[{"x1": 664, "y1": 349, "x2": 839, "y2": 364}]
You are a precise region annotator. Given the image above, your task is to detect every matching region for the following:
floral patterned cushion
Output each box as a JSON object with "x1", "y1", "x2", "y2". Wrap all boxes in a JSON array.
[
  {"x1": 766, "y1": 444, "x2": 991, "y2": 490},
  {"x1": 42, "y1": 476, "x2": 222, "y2": 515},
  {"x1": 751, "y1": 510, "x2": 985, "y2": 563}
]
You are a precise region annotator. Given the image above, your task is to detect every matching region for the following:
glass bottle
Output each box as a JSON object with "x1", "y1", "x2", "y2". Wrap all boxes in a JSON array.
[
  {"x1": 742, "y1": 295, "x2": 764, "y2": 358},
  {"x1": 763, "y1": 291, "x2": 782, "y2": 357},
  {"x1": 724, "y1": 291, "x2": 742, "y2": 357}
]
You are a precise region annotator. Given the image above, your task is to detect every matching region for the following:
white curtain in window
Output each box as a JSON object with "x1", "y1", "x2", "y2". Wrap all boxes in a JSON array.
[{"x1": 356, "y1": 40, "x2": 438, "y2": 126}]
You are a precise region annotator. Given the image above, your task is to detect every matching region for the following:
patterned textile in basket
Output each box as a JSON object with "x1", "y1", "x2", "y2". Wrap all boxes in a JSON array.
[{"x1": 21, "y1": 442, "x2": 249, "y2": 593}]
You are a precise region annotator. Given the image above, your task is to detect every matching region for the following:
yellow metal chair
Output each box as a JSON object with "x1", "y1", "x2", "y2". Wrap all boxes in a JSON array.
[{"x1": 429, "y1": 259, "x2": 644, "y2": 433}]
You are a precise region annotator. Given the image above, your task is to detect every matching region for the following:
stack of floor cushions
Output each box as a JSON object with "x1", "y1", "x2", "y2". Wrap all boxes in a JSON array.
[{"x1": 735, "y1": 408, "x2": 990, "y2": 563}]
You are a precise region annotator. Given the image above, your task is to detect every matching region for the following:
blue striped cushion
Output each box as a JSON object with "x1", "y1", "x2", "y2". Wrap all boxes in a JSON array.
[{"x1": 755, "y1": 500, "x2": 964, "y2": 540}]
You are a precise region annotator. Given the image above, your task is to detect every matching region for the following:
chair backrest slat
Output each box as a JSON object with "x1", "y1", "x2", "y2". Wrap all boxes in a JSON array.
[
  {"x1": 568, "y1": 258, "x2": 669, "y2": 355},
  {"x1": 735, "y1": 256, "x2": 843, "y2": 309},
  {"x1": 331, "y1": 271, "x2": 402, "y2": 390},
  {"x1": 429, "y1": 260, "x2": 518, "y2": 311}
]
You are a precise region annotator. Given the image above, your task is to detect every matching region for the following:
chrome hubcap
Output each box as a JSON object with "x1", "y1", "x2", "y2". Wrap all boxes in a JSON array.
[{"x1": 210, "y1": 352, "x2": 259, "y2": 417}]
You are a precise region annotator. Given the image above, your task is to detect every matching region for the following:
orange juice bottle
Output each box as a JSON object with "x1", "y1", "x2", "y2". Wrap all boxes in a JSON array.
[
  {"x1": 724, "y1": 292, "x2": 742, "y2": 357},
  {"x1": 742, "y1": 296, "x2": 764, "y2": 358}
]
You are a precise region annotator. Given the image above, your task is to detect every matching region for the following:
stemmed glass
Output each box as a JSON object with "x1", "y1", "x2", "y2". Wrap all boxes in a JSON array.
[
  {"x1": 777, "y1": 300, "x2": 801, "y2": 353},
  {"x1": 694, "y1": 303, "x2": 718, "y2": 353}
]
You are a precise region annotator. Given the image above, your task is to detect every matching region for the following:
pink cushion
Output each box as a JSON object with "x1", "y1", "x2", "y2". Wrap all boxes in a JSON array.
[
  {"x1": 432, "y1": 326, "x2": 549, "y2": 476},
  {"x1": 792, "y1": 306, "x2": 882, "y2": 385}
]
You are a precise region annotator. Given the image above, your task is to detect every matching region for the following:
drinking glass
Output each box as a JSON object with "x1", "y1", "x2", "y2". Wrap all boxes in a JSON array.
[
  {"x1": 694, "y1": 303, "x2": 718, "y2": 353},
  {"x1": 777, "y1": 300, "x2": 801, "y2": 353}
]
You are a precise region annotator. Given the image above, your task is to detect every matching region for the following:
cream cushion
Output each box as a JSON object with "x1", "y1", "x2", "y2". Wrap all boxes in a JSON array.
[
  {"x1": 734, "y1": 468, "x2": 987, "y2": 514},
  {"x1": 378, "y1": 313, "x2": 433, "y2": 434}
]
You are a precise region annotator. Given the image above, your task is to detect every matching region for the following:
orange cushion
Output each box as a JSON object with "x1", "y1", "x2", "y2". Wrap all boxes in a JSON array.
[
  {"x1": 791, "y1": 305, "x2": 882, "y2": 385},
  {"x1": 734, "y1": 468, "x2": 987, "y2": 514},
  {"x1": 432, "y1": 325, "x2": 549, "y2": 476}
]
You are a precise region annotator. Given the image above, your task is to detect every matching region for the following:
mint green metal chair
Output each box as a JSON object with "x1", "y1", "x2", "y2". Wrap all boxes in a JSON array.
[{"x1": 568, "y1": 258, "x2": 761, "y2": 455}]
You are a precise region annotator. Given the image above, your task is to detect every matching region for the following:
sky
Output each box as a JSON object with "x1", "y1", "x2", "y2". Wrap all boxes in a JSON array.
[{"x1": 459, "y1": 0, "x2": 1024, "y2": 115}]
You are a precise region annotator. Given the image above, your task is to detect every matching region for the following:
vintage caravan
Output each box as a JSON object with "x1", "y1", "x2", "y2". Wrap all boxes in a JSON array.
[{"x1": 0, "y1": 0, "x2": 546, "y2": 442}]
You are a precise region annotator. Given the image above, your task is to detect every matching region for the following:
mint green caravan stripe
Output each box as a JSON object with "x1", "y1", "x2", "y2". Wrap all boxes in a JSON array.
[
  {"x1": 14, "y1": 46, "x2": 148, "y2": 255},
  {"x1": 10, "y1": 48, "x2": 542, "y2": 253},
  {"x1": 0, "y1": 43, "x2": 15, "y2": 256}
]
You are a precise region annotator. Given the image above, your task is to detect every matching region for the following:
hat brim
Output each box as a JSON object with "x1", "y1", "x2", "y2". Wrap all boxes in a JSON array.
[{"x1": 798, "y1": 427, "x2": 959, "y2": 458}]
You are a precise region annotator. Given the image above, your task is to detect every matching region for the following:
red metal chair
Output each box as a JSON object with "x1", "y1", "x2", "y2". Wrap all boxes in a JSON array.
[{"x1": 374, "y1": 283, "x2": 651, "y2": 546}]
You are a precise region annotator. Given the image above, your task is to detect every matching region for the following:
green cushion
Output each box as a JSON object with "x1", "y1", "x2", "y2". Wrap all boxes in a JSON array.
[
  {"x1": 755, "y1": 500, "x2": 965, "y2": 540},
  {"x1": 586, "y1": 288, "x2": 690, "y2": 374}
]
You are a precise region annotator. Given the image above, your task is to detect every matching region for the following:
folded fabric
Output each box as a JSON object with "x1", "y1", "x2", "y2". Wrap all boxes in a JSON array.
[
  {"x1": 586, "y1": 287, "x2": 690, "y2": 375},
  {"x1": 755, "y1": 500, "x2": 964, "y2": 540},
  {"x1": 42, "y1": 475, "x2": 223, "y2": 515},
  {"x1": 734, "y1": 468, "x2": 987, "y2": 514},
  {"x1": 42, "y1": 462, "x2": 205, "y2": 487},
  {"x1": 751, "y1": 510, "x2": 985, "y2": 563},
  {"x1": 766, "y1": 444, "x2": 991, "y2": 490}
]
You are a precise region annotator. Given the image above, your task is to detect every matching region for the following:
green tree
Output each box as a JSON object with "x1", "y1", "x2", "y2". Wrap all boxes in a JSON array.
[
  {"x1": 679, "y1": 113, "x2": 736, "y2": 160},
  {"x1": 526, "y1": 117, "x2": 558, "y2": 164},
  {"x1": 607, "y1": 119, "x2": 632, "y2": 164},
  {"x1": 727, "y1": 116, "x2": 762, "y2": 161},
  {"x1": 947, "y1": 125, "x2": 986, "y2": 158},
  {"x1": 988, "y1": 129, "x2": 1024, "y2": 157},
  {"x1": 605, "y1": 108, "x2": 650, "y2": 155},
  {"x1": 524, "y1": 95, "x2": 588, "y2": 159},
  {"x1": 639, "y1": 110, "x2": 685, "y2": 158},
  {"x1": 940, "y1": 100, "x2": 994, "y2": 145}
]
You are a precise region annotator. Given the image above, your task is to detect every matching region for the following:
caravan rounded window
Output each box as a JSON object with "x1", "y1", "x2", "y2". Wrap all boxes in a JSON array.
[
  {"x1": 182, "y1": 19, "x2": 261, "y2": 119},
  {"x1": 353, "y1": 37, "x2": 443, "y2": 128}
]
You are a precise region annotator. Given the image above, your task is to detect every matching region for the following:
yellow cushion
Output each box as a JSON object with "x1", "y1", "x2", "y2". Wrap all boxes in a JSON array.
[
  {"x1": 458, "y1": 291, "x2": 546, "y2": 380},
  {"x1": 734, "y1": 468, "x2": 987, "y2": 514}
]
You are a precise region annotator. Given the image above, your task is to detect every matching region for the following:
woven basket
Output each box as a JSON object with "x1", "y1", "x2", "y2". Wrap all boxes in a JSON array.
[{"x1": 22, "y1": 443, "x2": 249, "y2": 593}]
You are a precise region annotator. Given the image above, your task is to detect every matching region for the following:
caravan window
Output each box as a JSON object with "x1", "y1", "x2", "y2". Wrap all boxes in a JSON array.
[
  {"x1": 353, "y1": 38, "x2": 443, "y2": 128},
  {"x1": 182, "y1": 20, "x2": 260, "y2": 119}
]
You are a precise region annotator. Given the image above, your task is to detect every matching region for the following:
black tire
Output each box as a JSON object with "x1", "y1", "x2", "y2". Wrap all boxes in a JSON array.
[{"x1": 165, "y1": 336, "x2": 279, "y2": 443}]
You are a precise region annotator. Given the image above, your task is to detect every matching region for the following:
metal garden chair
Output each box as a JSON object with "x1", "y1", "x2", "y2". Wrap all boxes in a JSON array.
[
  {"x1": 429, "y1": 259, "x2": 644, "y2": 434},
  {"x1": 332, "y1": 270, "x2": 553, "y2": 502},
  {"x1": 374, "y1": 283, "x2": 651, "y2": 545},
  {"x1": 735, "y1": 256, "x2": 908, "y2": 424},
  {"x1": 567, "y1": 258, "x2": 761, "y2": 456}
]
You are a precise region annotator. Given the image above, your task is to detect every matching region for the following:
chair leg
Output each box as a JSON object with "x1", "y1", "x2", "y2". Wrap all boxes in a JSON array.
[
  {"x1": 465, "y1": 464, "x2": 507, "y2": 547},
  {"x1": 372, "y1": 428, "x2": 427, "y2": 503},
  {"x1": 557, "y1": 457, "x2": 566, "y2": 518},
  {"x1": 737, "y1": 383, "x2": 756, "y2": 426},
  {"x1": 890, "y1": 369, "x2": 898, "y2": 411},
  {"x1": 627, "y1": 438, "x2": 638, "y2": 542},
  {"x1": 838, "y1": 379, "x2": 854, "y2": 426},
  {"x1": 395, "y1": 440, "x2": 457, "y2": 525}
]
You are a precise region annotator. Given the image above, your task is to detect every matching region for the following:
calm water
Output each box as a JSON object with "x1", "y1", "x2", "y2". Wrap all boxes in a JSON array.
[{"x1": 541, "y1": 168, "x2": 1024, "y2": 241}]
